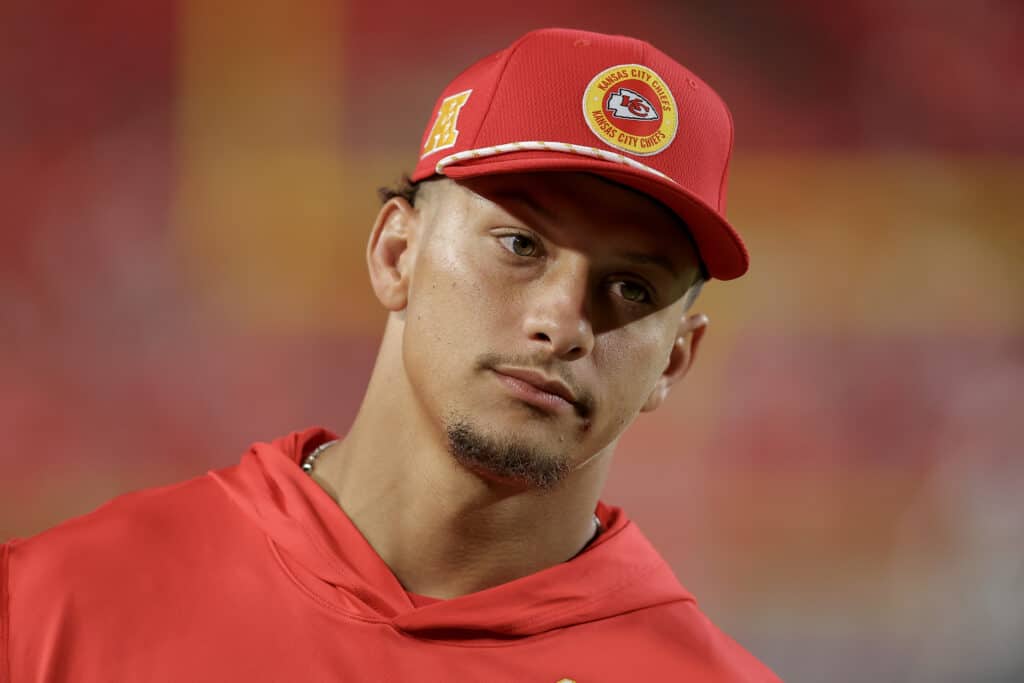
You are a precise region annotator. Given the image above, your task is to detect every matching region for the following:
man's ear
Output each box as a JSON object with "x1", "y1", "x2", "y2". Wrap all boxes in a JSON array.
[
  {"x1": 641, "y1": 313, "x2": 709, "y2": 413},
  {"x1": 366, "y1": 197, "x2": 419, "y2": 311}
]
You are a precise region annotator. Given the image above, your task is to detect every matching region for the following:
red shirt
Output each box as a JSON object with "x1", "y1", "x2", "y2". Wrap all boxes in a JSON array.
[{"x1": 2, "y1": 428, "x2": 781, "y2": 681}]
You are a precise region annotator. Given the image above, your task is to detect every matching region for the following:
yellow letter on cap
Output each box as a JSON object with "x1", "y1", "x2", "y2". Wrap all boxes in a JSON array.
[{"x1": 421, "y1": 89, "x2": 472, "y2": 157}]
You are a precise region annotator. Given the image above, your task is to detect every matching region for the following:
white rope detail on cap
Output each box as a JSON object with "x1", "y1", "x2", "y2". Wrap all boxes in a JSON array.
[{"x1": 434, "y1": 141, "x2": 675, "y2": 183}]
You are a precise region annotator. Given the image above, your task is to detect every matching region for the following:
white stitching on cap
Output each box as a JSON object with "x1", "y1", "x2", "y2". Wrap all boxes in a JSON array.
[{"x1": 434, "y1": 141, "x2": 676, "y2": 183}]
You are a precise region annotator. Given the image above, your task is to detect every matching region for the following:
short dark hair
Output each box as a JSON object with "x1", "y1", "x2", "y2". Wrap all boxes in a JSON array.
[
  {"x1": 377, "y1": 174, "x2": 421, "y2": 206},
  {"x1": 377, "y1": 174, "x2": 708, "y2": 299}
]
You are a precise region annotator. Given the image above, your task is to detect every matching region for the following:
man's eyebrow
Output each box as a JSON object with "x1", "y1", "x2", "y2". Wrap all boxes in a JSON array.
[
  {"x1": 619, "y1": 251, "x2": 682, "y2": 280},
  {"x1": 488, "y1": 191, "x2": 555, "y2": 223}
]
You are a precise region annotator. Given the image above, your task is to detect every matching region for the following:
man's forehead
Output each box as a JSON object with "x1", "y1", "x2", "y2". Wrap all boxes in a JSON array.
[{"x1": 451, "y1": 173, "x2": 665, "y2": 221}]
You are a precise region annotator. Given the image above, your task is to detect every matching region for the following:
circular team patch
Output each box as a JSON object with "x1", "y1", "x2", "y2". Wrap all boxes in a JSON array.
[{"x1": 582, "y1": 64, "x2": 678, "y2": 156}]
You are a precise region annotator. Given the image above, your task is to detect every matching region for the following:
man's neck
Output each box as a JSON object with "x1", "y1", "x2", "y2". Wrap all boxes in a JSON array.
[{"x1": 309, "y1": 388, "x2": 612, "y2": 599}]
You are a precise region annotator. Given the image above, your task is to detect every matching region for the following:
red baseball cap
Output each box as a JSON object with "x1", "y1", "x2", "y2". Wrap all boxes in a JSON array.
[{"x1": 411, "y1": 28, "x2": 748, "y2": 280}]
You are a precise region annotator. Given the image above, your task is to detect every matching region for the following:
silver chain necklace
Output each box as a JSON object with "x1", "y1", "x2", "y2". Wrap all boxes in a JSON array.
[
  {"x1": 301, "y1": 439, "x2": 602, "y2": 541},
  {"x1": 301, "y1": 439, "x2": 337, "y2": 473}
]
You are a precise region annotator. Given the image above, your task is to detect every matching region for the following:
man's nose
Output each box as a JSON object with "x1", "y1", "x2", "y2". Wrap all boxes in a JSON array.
[{"x1": 521, "y1": 256, "x2": 595, "y2": 361}]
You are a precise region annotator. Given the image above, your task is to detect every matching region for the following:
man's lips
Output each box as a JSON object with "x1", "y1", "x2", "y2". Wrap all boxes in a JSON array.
[
  {"x1": 492, "y1": 367, "x2": 579, "y2": 414},
  {"x1": 494, "y1": 367, "x2": 576, "y2": 403}
]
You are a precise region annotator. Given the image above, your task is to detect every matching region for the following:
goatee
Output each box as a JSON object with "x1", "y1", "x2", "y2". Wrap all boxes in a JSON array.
[{"x1": 446, "y1": 419, "x2": 570, "y2": 491}]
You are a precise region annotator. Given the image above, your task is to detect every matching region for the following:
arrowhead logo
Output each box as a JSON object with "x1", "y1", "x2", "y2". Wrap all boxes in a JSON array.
[
  {"x1": 606, "y1": 87, "x2": 659, "y2": 121},
  {"x1": 583, "y1": 64, "x2": 678, "y2": 156}
]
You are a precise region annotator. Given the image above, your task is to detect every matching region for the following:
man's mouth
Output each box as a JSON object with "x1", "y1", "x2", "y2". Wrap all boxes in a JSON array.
[{"x1": 491, "y1": 366, "x2": 582, "y2": 416}]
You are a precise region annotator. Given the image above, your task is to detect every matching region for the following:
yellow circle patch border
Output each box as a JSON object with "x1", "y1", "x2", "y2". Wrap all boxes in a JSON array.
[{"x1": 582, "y1": 63, "x2": 679, "y2": 157}]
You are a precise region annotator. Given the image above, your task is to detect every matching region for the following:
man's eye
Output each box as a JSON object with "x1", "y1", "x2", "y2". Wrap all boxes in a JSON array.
[
  {"x1": 497, "y1": 234, "x2": 540, "y2": 257},
  {"x1": 612, "y1": 280, "x2": 652, "y2": 304}
]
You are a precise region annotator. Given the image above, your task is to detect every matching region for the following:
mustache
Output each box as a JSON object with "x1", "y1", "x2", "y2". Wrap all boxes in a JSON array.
[{"x1": 476, "y1": 352, "x2": 595, "y2": 417}]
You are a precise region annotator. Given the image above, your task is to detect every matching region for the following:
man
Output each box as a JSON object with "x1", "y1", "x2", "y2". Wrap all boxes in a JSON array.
[{"x1": 2, "y1": 28, "x2": 781, "y2": 681}]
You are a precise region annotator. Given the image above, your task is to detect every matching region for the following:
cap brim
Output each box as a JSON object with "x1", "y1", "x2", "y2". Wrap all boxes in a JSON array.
[{"x1": 432, "y1": 151, "x2": 749, "y2": 281}]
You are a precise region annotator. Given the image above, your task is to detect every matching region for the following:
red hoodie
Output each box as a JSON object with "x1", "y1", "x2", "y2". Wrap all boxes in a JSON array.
[{"x1": 2, "y1": 428, "x2": 781, "y2": 681}]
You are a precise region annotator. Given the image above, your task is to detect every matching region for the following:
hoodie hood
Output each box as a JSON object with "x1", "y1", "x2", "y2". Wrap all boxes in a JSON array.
[{"x1": 211, "y1": 428, "x2": 695, "y2": 639}]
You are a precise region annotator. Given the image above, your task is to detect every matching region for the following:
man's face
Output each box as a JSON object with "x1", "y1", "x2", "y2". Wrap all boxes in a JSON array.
[{"x1": 396, "y1": 172, "x2": 703, "y2": 489}]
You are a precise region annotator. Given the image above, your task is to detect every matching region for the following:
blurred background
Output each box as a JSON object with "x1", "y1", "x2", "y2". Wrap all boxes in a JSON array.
[{"x1": 2, "y1": 1, "x2": 1022, "y2": 680}]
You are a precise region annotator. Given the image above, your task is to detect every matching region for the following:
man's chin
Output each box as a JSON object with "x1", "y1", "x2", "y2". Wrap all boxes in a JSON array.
[{"x1": 445, "y1": 419, "x2": 571, "y2": 491}]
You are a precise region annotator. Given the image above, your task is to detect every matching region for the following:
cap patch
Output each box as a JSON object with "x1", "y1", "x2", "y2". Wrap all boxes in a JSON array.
[
  {"x1": 583, "y1": 64, "x2": 677, "y2": 156},
  {"x1": 422, "y1": 89, "x2": 472, "y2": 157}
]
